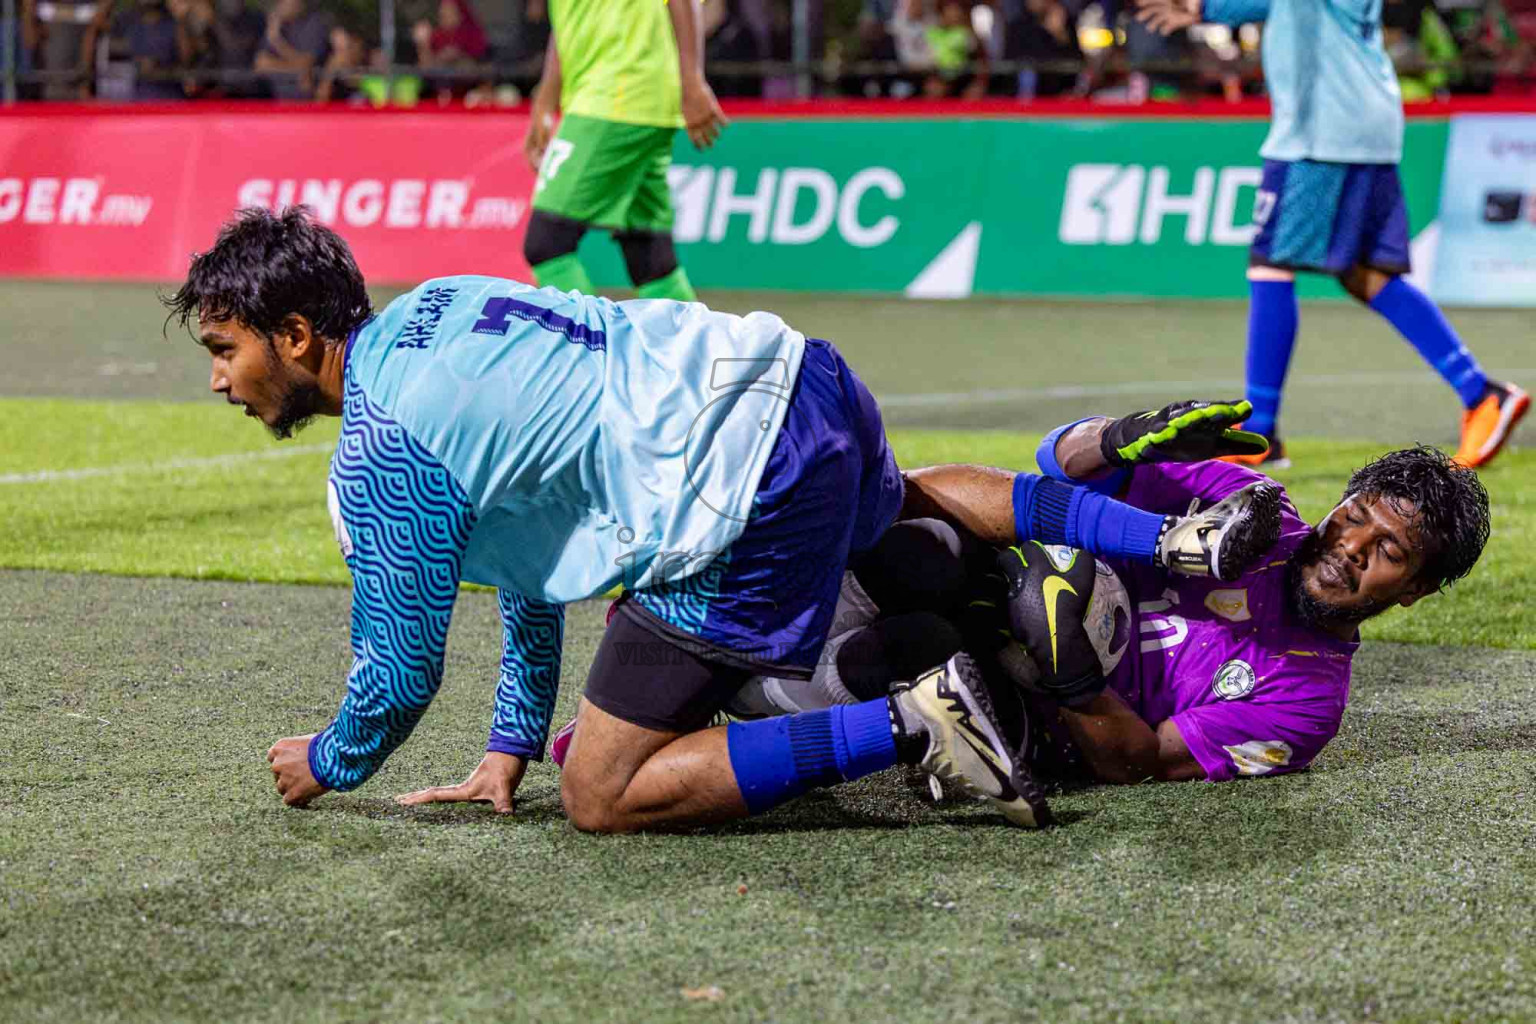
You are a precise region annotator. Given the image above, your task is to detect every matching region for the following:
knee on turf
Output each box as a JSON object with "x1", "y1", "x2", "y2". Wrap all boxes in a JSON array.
[
  {"x1": 523, "y1": 210, "x2": 589, "y2": 269},
  {"x1": 560, "y1": 772, "x2": 631, "y2": 834},
  {"x1": 614, "y1": 229, "x2": 680, "y2": 286}
]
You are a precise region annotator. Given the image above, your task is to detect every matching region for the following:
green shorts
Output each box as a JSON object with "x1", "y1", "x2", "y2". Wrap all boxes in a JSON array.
[{"x1": 532, "y1": 113, "x2": 678, "y2": 233}]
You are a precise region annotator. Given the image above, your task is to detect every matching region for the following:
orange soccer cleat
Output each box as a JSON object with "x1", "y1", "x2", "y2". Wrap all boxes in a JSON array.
[
  {"x1": 1218, "y1": 435, "x2": 1291, "y2": 471},
  {"x1": 1455, "y1": 382, "x2": 1530, "y2": 469}
]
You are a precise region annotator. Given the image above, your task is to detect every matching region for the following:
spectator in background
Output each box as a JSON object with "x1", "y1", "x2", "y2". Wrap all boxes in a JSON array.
[
  {"x1": 1383, "y1": 0, "x2": 1461, "y2": 99},
  {"x1": 1006, "y1": 0, "x2": 1083, "y2": 97},
  {"x1": 891, "y1": 0, "x2": 935, "y2": 80},
  {"x1": 1481, "y1": 0, "x2": 1536, "y2": 91},
  {"x1": 11, "y1": 0, "x2": 40, "y2": 99},
  {"x1": 502, "y1": 0, "x2": 549, "y2": 95},
  {"x1": 112, "y1": 0, "x2": 184, "y2": 99},
  {"x1": 34, "y1": 0, "x2": 109, "y2": 98},
  {"x1": 211, "y1": 0, "x2": 264, "y2": 94},
  {"x1": 254, "y1": 0, "x2": 329, "y2": 99},
  {"x1": 842, "y1": 10, "x2": 907, "y2": 96},
  {"x1": 705, "y1": 0, "x2": 764, "y2": 97},
  {"x1": 413, "y1": 0, "x2": 487, "y2": 67},
  {"x1": 1122, "y1": 11, "x2": 1194, "y2": 100},
  {"x1": 169, "y1": 0, "x2": 219, "y2": 96},
  {"x1": 412, "y1": 0, "x2": 488, "y2": 100},
  {"x1": 315, "y1": 23, "x2": 366, "y2": 103},
  {"x1": 923, "y1": 0, "x2": 988, "y2": 97}
]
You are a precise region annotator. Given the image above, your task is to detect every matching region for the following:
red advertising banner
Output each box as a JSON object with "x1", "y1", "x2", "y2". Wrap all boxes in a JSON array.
[
  {"x1": 3, "y1": 99, "x2": 1532, "y2": 287},
  {"x1": 0, "y1": 108, "x2": 538, "y2": 283}
]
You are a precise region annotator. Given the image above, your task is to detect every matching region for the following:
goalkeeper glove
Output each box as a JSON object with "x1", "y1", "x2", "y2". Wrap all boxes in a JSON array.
[
  {"x1": 994, "y1": 542, "x2": 1106, "y2": 708},
  {"x1": 1099, "y1": 399, "x2": 1269, "y2": 468}
]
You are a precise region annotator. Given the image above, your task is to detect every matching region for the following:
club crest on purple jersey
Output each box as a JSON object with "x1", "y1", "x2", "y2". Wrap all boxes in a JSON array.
[{"x1": 1212, "y1": 659, "x2": 1257, "y2": 701}]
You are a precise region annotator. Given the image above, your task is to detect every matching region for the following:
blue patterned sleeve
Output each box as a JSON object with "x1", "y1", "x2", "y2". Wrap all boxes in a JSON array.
[
  {"x1": 486, "y1": 590, "x2": 566, "y2": 761},
  {"x1": 1202, "y1": 0, "x2": 1270, "y2": 24},
  {"x1": 306, "y1": 387, "x2": 477, "y2": 792}
]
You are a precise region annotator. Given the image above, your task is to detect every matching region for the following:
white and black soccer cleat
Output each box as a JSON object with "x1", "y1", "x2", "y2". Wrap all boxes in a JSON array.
[
  {"x1": 1156, "y1": 480, "x2": 1281, "y2": 582},
  {"x1": 889, "y1": 653, "x2": 1051, "y2": 828}
]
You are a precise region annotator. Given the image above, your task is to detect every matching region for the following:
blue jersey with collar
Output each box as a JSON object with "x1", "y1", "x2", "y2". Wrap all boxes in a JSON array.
[
  {"x1": 307, "y1": 278, "x2": 805, "y2": 791},
  {"x1": 1204, "y1": 0, "x2": 1403, "y2": 164}
]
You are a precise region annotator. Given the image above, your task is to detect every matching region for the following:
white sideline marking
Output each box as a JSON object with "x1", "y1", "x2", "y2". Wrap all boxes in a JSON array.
[
  {"x1": 877, "y1": 369, "x2": 1536, "y2": 410},
  {"x1": 5, "y1": 365, "x2": 1534, "y2": 484},
  {"x1": 0, "y1": 444, "x2": 333, "y2": 486}
]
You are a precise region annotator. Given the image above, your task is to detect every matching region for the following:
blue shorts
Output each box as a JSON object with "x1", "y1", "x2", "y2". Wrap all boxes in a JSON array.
[
  {"x1": 630, "y1": 338, "x2": 905, "y2": 674},
  {"x1": 1249, "y1": 159, "x2": 1411, "y2": 276}
]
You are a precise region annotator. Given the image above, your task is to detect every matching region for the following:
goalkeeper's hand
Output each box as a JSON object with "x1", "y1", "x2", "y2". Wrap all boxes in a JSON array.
[
  {"x1": 994, "y1": 542, "x2": 1107, "y2": 708},
  {"x1": 1099, "y1": 399, "x2": 1269, "y2": 468}
]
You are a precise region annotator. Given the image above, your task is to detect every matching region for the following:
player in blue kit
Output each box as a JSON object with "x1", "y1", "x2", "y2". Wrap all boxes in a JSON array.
[
  {"x1": 1138, "y1": 0, "x2": 1529, "y2": 469},
  {"x1": 169, "y1": 207, "x2": 1282, "y2": 833}
]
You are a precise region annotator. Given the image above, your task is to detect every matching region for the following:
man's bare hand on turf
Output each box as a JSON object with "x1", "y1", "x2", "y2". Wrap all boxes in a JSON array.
[
  {"x1": 266, "y1": 733, "x2": 331, "y2": 808},
  {"x1": 395, "y1": 752, "x2": 526, "y2": 814},
  {"x1": 1134, "y1": 0, "x2": 1201, "y2": 35},
  {"x1": 682, "y1": 73, "x2": 728, "y2": 150}
]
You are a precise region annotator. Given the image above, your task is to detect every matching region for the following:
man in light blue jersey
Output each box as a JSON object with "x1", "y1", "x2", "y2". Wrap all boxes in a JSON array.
[
  {"x1": 169, "y1": 207, "x2": 1282, "y2": 833},
  {"x1": 1138, "y1": 0, "x2": 1528, "y2": 470}
]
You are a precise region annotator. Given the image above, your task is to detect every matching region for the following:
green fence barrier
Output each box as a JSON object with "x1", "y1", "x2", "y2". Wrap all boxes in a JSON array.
[{"x1": 581, "y1": 118, "x2": 1448, "y2": 300}]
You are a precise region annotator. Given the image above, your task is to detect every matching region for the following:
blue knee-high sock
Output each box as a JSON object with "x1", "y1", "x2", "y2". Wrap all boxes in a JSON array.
[
  {"x1": 1012, "y1": 472, "x2": 1166, "y2": 564},
  {"x1": 1244, "y1": 279, "x2": 1299, "y2": 438},
  {"x1": 1369, "y1": 277, "x2": 1488, "y2": 409},
  {"x1": 726, "y1": 700, "x2": 897, "y2": 816}
]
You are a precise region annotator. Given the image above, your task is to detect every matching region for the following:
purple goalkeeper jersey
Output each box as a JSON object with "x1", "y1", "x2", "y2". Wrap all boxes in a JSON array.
[{"x1": 1104, "y1": 461, "x2": 1357, "y2": 781}]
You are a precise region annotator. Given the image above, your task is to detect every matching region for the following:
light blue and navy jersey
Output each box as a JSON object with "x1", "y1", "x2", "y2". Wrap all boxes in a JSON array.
[
  {"x1": 308, "y1": 277, "x2": 805, "y2": 791},
  {"x1": 1203, "y1": 0, "x2": 1403, "y2": 164}
]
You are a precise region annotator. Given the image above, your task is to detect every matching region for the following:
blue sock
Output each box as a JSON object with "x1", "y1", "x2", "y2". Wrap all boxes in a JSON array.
[
  {"x1": 1244, "y1": 279, "x2": 1299, "y2": 438},
  {"x1": 1369, "y1": 277, "x2": 1488, "y2": 409},
  {"x1": 1012, "y1": 472, "x2": 1166, "y2": 564},
  {"x1": 726, "y1": 700, "x2": 897, "y2": 816}
]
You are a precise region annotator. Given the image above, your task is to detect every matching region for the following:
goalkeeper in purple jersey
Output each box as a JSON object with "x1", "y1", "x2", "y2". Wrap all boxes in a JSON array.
[
  {"x1": 1015, "y1": 420, "x2": 1488, "y2": 783},
  {"x1": 719, "y1": 420, "x2": 1490, "y2": 787}
]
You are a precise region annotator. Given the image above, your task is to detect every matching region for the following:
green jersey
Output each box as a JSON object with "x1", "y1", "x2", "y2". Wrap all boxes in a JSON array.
[{"x1": 551, "y1": 0, "x2": 683, "y2": 129}]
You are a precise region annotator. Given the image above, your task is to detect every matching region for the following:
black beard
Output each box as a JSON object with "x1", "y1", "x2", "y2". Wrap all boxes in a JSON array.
[
  {"x1": 1284, "y1": 530, "x2": 1392, "y2": 632},
  {"x1": 262, "y1": 347, "x2": 322, "y2": 441}
]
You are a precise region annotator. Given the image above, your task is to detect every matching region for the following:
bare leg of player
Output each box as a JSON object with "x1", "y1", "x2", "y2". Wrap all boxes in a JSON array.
[
  {"x1": 900, "y1": 465, "x2": 1019, "y2": 545},
  {"x1": 562, "y1": 658, "x2": 1049, "y2": 833},
  {"x1": 559, "y1": 699, "x2": 748, "y2": 833}
]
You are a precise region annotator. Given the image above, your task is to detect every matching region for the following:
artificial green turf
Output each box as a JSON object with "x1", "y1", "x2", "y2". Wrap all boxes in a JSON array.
[
  {"x1": 6, "y1": 279, "x2": 1535, "y2": 442},
  {"x1": 3, "y1": 571, "x2": 1536, "y2": 1023},
  {"x1": 3, "y1": 286, "x2": 1535, "y2": 1021},
  {"x1": 2, "y1": 400, "x2": 1533, "y2": 649}
]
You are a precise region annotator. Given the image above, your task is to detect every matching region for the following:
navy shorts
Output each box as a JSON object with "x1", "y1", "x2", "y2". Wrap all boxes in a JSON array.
[
  {"x1": 1249, "y1": 159, "x2": 1411, "y2": 276},
  {"x1": 624, "y1": 337, "x2": 905, "y2": 679}
]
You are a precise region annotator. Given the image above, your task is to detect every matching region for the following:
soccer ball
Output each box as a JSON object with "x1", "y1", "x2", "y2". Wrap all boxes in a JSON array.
[{"x1": 995, "y1": 545, "x2": 1132, "y2": 691}]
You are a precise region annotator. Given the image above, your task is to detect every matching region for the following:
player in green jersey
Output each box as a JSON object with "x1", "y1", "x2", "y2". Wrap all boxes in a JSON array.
[{"x1": 521, "y1": 0, "x2": 728, "y2": 301}]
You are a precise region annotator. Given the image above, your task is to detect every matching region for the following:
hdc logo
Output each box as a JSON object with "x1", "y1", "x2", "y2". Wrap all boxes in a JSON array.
[
  {"x1": 1059, "y1": 164, "x2": 1263, "y2": 247},
  {"x1": 668, "y1": 166, "x2": 904, "y2": 248}
]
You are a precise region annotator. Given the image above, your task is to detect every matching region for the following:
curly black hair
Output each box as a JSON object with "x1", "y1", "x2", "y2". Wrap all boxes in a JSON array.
[
  {"x1": 163, "y1": 206, "x2": 372, "y2": 343},
  {"x1": 1345, "y1": 444, "x2": 1491, "y2": 590}
]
